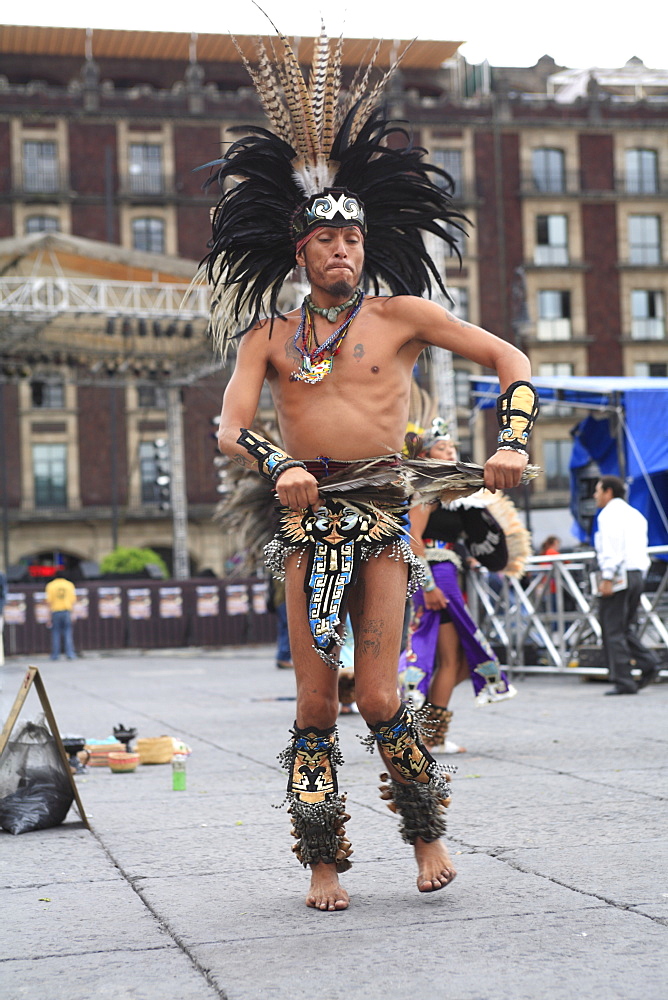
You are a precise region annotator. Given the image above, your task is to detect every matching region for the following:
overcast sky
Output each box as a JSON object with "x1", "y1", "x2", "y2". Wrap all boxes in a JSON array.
[{"x1": 5, "y1": 0, "x2": 668, "y2": 70}]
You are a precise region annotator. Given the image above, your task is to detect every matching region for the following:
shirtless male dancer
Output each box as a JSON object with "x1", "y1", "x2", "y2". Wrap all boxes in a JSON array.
[
  {"x1": 217, "y1": 228, "x2": 532, "y2": 909},
  {"x1": 206, "y1": 30, "x2": 538, "y2": 912}
]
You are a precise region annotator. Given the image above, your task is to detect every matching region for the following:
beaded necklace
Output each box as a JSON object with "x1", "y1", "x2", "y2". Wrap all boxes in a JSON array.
[{"x1": 290, "y1": 291, "x2": 365, "y2": 384}]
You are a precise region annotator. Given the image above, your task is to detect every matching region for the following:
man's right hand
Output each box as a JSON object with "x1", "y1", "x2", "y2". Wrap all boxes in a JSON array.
[{"x1": 275, "y1": 467, "x2": 320, "y2": 511}]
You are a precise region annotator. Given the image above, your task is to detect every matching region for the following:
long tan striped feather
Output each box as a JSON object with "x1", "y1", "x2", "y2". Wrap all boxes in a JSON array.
[
  {"x1": 329, "y1": 34, "x2": 344, "y2": 130},
  {"x1": 272, "y1": 53, "x2": 309, "y2": 157},
  {"x1": 343, "y1": 39, "x2": 382, "y2": 116},
  {"x1": 231, "y1": 37, "x2": 291, "y2": 145},
  {"x1": 321, "y1": 57, "x2": 338, "y2": 156},
  {"x1": 319, "y1": 35, "x2": 343, "y2": 155},
  {"x1": 277, "y1": 32, "x2": 319, "y2": 160},
  {"x1": 309, "y1": 21, "x2": 330, "y2": 140},
  {"x1": 254, "y1": 40, "x2": 293, "y2": 143},
  {"x1": 346, "y1": 40, "x2": 413, "y2": 141},
  {"x1": 275, "y1": 43, "x2": 313, "y2": 158},
  {"x1": 232, "y1": 18, "x2": 407, "y2": 172},
  {"x1": 349, "y1": 70, "x2": 398, "y2": 142},
  {"x1": 345, "y1": 39, "x2": 376, "y2": 95}
]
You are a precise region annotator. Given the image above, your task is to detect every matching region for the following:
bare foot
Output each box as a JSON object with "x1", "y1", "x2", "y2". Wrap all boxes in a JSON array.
[
  {"x1": 305, "y1": 861, "x2": 350, "y2": 911},
  {"x1": 414, "y1": 837, "x2": 457, "y2": 892}
]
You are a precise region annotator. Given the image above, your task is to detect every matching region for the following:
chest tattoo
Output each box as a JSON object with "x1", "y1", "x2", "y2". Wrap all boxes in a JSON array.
[{"x1": 285, "y1": 336, "x2": 301, "y2": 362}]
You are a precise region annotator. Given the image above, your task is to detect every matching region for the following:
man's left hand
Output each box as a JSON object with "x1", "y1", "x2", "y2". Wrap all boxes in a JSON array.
[
  {"x1": 483, "y1": 449, "x2": 528, "y2": 492},
  {"x1": 599, "y1": 579, "x2": 614, "y2": 597}
]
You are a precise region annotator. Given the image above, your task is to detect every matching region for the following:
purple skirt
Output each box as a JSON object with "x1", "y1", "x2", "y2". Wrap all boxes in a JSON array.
[{"x1": 398, "y1": 559, "x2": 516, "y2": 707}]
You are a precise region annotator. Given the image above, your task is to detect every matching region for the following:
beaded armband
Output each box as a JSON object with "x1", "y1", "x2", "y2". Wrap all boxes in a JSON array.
[
  {"x1": 496, "y1": 381, "x2": 540, "y2": 456},
  {"x1": 237, "y1": 428, "x2": 307, "y2": 484}
]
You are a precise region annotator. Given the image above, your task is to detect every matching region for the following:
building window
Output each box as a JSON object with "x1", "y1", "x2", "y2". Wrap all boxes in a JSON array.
[
  {"x1": 33, "y1": 444, "x2": 67, "y2": 508},
  {"x1": 543, "y1": 439, "x2": 571, "y2": 491},
  {"x1": 25, "y1": 215, "x2": 60, "y2": 234},
  {"x1": 535, "y1": 214, "x2": 569, "y2": 265},
  {"x1": 631, "y1": 290, "x2": 665, "y2": 339},
  {"x1": 634, "y1": 361, "x2": 668, "y2": 377},
  {"x1": 538, "y1": 362, "x2": 574, "y2": 415},
  {"x1": 538, "y1": 362, "x2": 574, "y2": 378},
  {"x1": 625, "y1": 149, "x2": 658, "y2": 194},
  {"x1": 128, "y1": 143, "x2": 164, "y2": 194},
  {"x1": 432, "y1": 149, "x2": 463, "y2": 197},
  {"x1": 448, "y1": 287, "x2": 469, "y2": 321},
  {"x1": 628, "y1": 215, "x2": 661, "y2": 265},
  {"x1": 454, "y1": 369, "x2": 471, "y2": 408},
  {"x1": 140, "y1": 441, "x2": 160, "y2": 503},
  {"x1": 23, "y1": 141, "x2": 59, "y2": 193},
  {"x1": 442, "y1": 221, "x2": 466, "y2": 258},
  {"x1": 137, "y1": 385, "x2": 168, "y2": 408},
  {"x1": 532, "y1": 148, "x2": 565, "y2": 193},
  {"x1": 31, "y1": 379, "x2": 65, "y2": 409},
  {"x1": 537, "y1": 290, "x2": 571, "y2": 340},
  {"x1": 131, "y1": 217, "x2": 165, "y2": 254}
]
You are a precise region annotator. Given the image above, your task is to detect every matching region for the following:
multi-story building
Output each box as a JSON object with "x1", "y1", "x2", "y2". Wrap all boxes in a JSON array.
[{"x1": 1, "y1": 25, "x2": 667, "y2": 576}]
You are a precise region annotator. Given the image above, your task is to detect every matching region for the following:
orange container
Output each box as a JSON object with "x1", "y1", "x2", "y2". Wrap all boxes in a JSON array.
[{"x1": 108, "y1": 751, "x2": 140, "y2": 773}]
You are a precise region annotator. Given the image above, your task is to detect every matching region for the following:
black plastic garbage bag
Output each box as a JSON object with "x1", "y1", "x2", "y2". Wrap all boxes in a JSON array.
[{"x1": 0, "y1": 720, "x2": 74, "y2": 835}]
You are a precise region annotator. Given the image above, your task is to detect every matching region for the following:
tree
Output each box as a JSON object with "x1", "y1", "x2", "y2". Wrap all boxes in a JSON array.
[{"x1": 99, "y1": 547, "x2": 168, "y2": 579}]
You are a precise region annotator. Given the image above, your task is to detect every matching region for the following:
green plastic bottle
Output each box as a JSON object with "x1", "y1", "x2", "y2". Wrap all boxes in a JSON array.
[{"x1": 171, "y1": 754, "x2": 187, "y2": 791}]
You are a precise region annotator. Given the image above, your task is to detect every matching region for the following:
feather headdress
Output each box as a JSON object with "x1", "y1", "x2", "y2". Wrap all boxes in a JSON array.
[{"x1": 199, "y1": 20, "x2": 468, "y2": 355}]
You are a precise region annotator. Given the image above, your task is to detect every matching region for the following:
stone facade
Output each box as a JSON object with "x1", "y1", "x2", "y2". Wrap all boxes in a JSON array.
[{"x1": 1, "y1": 27, "x2": 667, "y2": 574}]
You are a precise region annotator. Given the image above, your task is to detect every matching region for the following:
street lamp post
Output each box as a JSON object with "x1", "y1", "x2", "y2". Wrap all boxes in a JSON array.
[
  {"x1": 0, "y1": 382, "x2": 9, "y2": 570},
  {"x1": 166, "y1": 384, "x2": 190, "y2": 579}
]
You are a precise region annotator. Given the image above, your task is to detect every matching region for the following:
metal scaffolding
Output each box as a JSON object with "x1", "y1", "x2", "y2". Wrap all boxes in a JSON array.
[{"x1": 0, "y1": 275, "x2": 209, "y2": 320}]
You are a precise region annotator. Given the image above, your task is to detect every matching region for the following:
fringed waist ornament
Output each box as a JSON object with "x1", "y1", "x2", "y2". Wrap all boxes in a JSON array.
[{"x1": 272, "y1": 496, "x2": 408, "y2": 665}]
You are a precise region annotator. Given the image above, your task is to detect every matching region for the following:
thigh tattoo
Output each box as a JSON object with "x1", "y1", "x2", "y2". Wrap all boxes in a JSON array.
[{"x1": 358, "y1": 618, "x2": 384, "y2": 659}]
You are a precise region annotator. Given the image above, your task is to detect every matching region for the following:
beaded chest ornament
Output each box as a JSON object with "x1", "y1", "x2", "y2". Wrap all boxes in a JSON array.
[{"x1": 290, "y1": 291, "x2": 364, "y2": 384}]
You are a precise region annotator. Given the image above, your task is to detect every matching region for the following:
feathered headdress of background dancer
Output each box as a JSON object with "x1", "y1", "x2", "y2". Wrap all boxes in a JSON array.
[{"x1": 199, "y1": 18, "x2": 468, "y2": 355}]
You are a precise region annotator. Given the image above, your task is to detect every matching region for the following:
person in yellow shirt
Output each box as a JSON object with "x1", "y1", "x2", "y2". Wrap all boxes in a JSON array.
[{"x1": 44, "y1": 571, "x2": 77, "y2": 660}]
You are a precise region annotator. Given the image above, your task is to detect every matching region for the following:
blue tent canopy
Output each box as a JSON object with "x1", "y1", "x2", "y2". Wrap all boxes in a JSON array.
[{"x1": 471, "y1": 376, "x2": 668, "y2": 545}]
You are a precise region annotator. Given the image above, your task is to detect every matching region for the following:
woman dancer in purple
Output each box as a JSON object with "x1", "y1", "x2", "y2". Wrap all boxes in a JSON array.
[{"x1": 399, "y1": 422, "x2": 529, "y2": 752}]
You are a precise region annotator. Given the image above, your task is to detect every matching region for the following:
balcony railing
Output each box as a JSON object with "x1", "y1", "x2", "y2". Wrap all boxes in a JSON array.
[
  {"x1": 536, "y1": 318, "x2": 572, "y2": 341},
  {"x1": 615, "y1": 174, "x2": 668, "y2": 196},
  {"x1": 21, "y1": 165, "x2": 62, "y2": 194},
  {"x1": 520, "y1": 171, "x2": 581, "y2": 195},
  {"x1": 120, "y1": 173, "x2": 173, "y2": 197},
  {"x1": 533, "y1": 246, "x2": 569, "y2": 266},
  {"x1": 627, "y1": 249, "x2": 663, "y2": 266},
  {"x1": 631, "y1": 318, "x2": 665, "y2": 340}
]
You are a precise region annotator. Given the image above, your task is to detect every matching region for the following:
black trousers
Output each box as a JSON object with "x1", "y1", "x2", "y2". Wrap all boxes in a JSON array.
[{"x1": 598, "y1": 570, "x2": 658, "y2": 692}]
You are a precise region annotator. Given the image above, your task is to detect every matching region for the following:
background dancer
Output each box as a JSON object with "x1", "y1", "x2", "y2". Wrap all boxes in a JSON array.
[{"x1": 399, "y1": 421, "x2": 531, "y2": 753}]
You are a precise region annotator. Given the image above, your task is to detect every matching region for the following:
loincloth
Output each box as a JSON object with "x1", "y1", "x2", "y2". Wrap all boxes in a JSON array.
[{"x1": 264, "y1": 456, "x2": 428, "y2": 665}]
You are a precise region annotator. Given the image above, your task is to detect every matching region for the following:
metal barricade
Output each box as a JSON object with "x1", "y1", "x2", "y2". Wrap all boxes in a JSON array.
[{"x1": 466, "y1": 545, "x2": 668, "y2": 675}]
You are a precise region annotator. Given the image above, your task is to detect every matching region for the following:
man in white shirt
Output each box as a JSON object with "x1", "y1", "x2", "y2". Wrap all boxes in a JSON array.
[{"x1": 593, "y1": 475, "x2": 660, "y2": 695}]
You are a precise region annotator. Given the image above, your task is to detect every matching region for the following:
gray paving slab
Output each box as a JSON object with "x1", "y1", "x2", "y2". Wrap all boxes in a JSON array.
[
  {"x1": 2, "y1": 824, "x2": 115, "y2": 889},
  {"x1": 135, "y1": 853, "x2": 605, "y2": 949},
  {"x1": 499, "y1": 841, "x2": 668, "y2": 907},
  {"x1": 192, "y1": 906, "x2": 667, "y2": 1000},
  {"x1": 1, "y1": 951, "x2": 220, "y2": 1000},
  {"x1": 1, "y1": 649, "x2": 667, "y2": 1000}
]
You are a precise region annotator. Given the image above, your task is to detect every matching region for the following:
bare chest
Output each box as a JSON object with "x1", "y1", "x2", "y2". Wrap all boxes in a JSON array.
[{"x1": 267, "y1": 310, "x2": 411, "y2": 386}]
